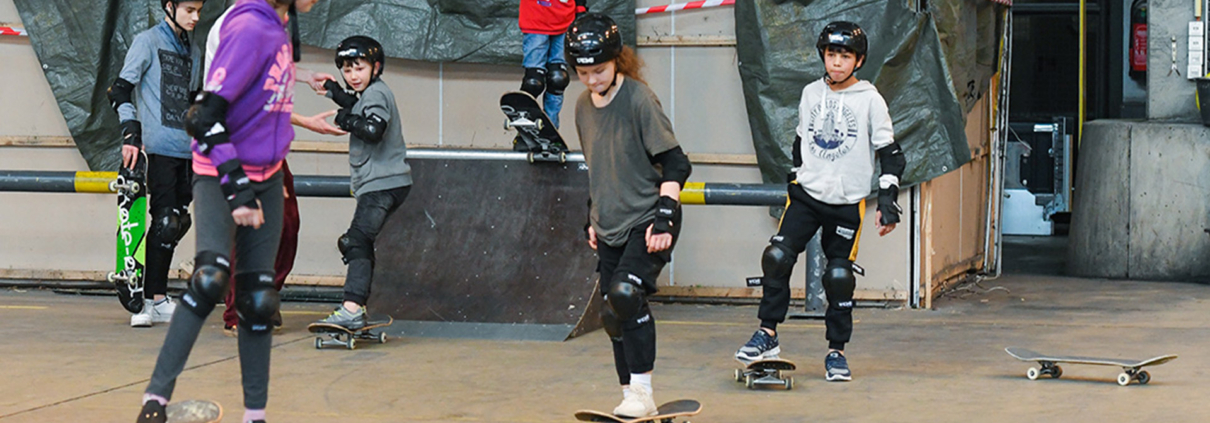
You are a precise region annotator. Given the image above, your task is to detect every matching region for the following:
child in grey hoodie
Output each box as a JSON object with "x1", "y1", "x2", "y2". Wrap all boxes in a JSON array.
[
  {"x1": 313, "y1": 35, "x2": 412, "y2": 329},
  {"x1": 735, "y1": 21, "x2": 906, "y2": 382}
]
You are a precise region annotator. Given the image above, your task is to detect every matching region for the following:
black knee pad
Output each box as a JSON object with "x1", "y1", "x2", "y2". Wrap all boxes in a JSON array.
[
  {"x1": 337, "y1": 229, "x2": 374, "y2": 265},
  {"x1": 150, "y1": 209, "x2": 182, "y2": 250},
  {"x1": 606, "y1": 272, "x2": 647, "y2": 321},
  {"x1": 760, "y1": 241, "x2": 796, "y2": 289},
  {"x1": 823, "y1": 259, "x2": 856, "y2": 310},
  {"x1": 521, "y1": 67, "x2": 547, "y2": 98},
  {"x1": 599, "y1": 304, "x2": 624, "y2": 342},
  {"x1": 174, "y1": 208, "x2": 191, "y2": 244},
  {"x1": 235, "y1": 272, "x2": 280, "y2": 333},
  {"x1": 545, "y1": 62, "x2": 570, "y2": 95},
  {"x1": 181, "y1": 251, "x2": 231, "y2": 316}
]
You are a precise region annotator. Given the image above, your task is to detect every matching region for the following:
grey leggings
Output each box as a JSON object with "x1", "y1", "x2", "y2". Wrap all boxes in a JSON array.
[{"x1": 145, "y1": 171, "x2": 283, "y2": 410}]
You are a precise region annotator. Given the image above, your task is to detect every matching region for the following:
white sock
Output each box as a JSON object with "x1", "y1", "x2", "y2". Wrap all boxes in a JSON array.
[{"x1": 630, "y1": 373, "x2": 652, "y2": 394}]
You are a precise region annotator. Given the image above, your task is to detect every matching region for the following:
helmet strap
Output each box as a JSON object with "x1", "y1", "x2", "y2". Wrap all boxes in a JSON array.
[{"x1": 165, "y1": 2, "x2": 191, "y2": 53}]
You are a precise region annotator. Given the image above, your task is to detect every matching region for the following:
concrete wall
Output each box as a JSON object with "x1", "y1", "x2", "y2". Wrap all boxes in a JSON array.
[
  {"x1": 1068, "y1": 120, "x2": 1210, "y2": 281},
  {"x1": 1147, "y1": 0, "x2": 1199, "y2": 122},
  {"x1": 0, "y1": 0, "x2": 917, "y2": 299}
]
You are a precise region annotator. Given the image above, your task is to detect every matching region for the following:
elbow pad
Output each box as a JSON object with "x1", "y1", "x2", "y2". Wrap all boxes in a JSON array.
[
  {"x1": 337, "y1": 110, "x2": 389, "y2": 144},
  {"x1": 653, "y1": 146, "x2": 692, "y2": 187},
  {"x1": 107, "y1": 78, "x2": 135, "y2": 113},
  {"x1": 185, "y1": 92, "x2": 231, "y2": 155},
  {"x1": 876, "y1": 142, "x2": 905, "y2": 189}
]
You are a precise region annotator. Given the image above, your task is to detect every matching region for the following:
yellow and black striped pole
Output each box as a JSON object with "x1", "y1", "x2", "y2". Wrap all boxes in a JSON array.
[{"x1": 2, "y1": 171, "x2": 789, "y2": 206}]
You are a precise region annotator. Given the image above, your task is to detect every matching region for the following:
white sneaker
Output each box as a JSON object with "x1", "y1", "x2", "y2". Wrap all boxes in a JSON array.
[
  {"x1": 150, "y1": 297, "x2": 177, "y2": 324},
  {"x1": 130, "y1": 301, "x2": 153, "y2": 327},
  {"x1": 612, "y1": 383, "x2": 657, "y2": 418}
]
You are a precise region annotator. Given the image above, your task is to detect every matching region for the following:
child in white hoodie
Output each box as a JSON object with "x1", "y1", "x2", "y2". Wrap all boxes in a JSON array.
[{"x1": 734, "y1": 21, "x2": 906, "y2": 382}]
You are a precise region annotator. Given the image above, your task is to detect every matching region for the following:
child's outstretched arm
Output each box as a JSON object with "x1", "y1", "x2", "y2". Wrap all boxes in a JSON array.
[
  {"x1": 332, "y1": 88, "x2": 390, "y2": 144},
  {"x1": 108, "y1": 35, "x2": 154, "y2": 169}
]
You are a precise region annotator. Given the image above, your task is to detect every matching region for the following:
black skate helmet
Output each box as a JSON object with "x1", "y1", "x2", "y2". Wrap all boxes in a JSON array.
[
  {"x1": 816, "y1": 21, "x2": 868, "y2": 70},
  {"x1": 335, "y1": 36, "x2": 386, "y2": 80},
  {"x1": 565, "y1": 13, "x2": 623, "y2": 66}
]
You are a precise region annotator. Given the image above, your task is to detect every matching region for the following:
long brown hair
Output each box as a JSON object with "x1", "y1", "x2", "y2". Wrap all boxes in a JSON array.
[{"x1": 612, "y1": 46, "x2": 646, "y2": 85}]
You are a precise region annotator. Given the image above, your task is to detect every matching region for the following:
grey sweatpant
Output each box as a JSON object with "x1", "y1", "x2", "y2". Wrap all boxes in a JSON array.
[{"x1": 145, "y1": 171, "x2": 283, "y2": 410}]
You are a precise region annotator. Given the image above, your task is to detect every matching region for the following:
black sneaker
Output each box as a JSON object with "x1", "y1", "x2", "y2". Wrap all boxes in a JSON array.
[
  {"x1": 825, "y1": 351, "x2": 852, "y2": 381},
  {"x1": 735, "y1": 329, "x2": 780, "y2": 361},
  {"x1": 136, "y1": 401, "x2": 166, "y2": 423}
]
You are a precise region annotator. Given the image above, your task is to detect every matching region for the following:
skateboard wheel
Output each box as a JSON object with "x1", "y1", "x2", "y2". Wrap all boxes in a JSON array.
[
  {"x1": 106, "y1": 272, "x2": 116, "y2": 283},
  {"x1": 1049, "y1": 365, "x2": 1062, "y2": 379},
  {"x1": 1117, "y1": 373, "x2": 1131, "y2": 386},
  {"x1": 346, "y1": 338, "x2": 356, "y2": 350},
  {"x1": 1026, "y1": 367, "x2": 1040, "y2": 380},
  {"x1": 314, "y1": 338, "x2": 323, "y2": 349},
  {"x1": 744, "y1": 373, "x2": 754, "y2": 389},
  {"x1": 527, "y1": 153, "x2": 536, "y2": 163},
  {"x1": 1136, "y1": 370, "x2": 1150, "y2": 385},
  {"x1": 503, "y1": 118, "x2": 510, "y2": 130},
  {"x1": 558, "y1": 152, "x2": 567, "y2": 163},
  {"x1": 378, "y1": 332, "x2": 387, "y2": 344},
  {"x1": 734, "y1": 369, "x2": 742, "y2": 382},
  {"x1": 785, "y1": 377, "x2": 794, "y2": 390}
]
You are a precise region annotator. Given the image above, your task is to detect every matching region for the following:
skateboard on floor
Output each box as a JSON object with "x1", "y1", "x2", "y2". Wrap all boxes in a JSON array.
[
  {"x1": 107, "y1": 151, "x2": 148, "y2": 313},
  {"x1": 166, "y1": 399, "x2": 222, "y2": 423},
  {"x1": 574, "y1": 399, "x2": 701, "y2": 423},
  {"x1": 1005, "y1": 347, "x2": 1177, "y2": 386},
  {"x1": 308, "y1": 314, "x2": 393, "y2": 350},
  {"x1": 734, "y1": 357, "x2": 796, "y2": 389},
  {"x1": 500, "y1": 91, "x2": 568, "y2": 163}
]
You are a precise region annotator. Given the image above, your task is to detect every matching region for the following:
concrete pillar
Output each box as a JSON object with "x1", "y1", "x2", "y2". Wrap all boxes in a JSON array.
[
  {"x1": 1147, "y1": 0, "x2": 1199, "y2": 122},
  {"x1": 1068, "y1": 120, "x2": 1210, "y2": 280}
]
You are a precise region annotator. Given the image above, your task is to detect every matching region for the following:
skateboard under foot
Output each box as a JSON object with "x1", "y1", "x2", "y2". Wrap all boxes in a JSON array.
[
  {"x1": 500, "y1": 91, "x2": 568, "y2": 163},
  {"x1": 308, "y1": 314, "x2": 394, "y2": 350},
  {"x1": 575, "y1": 399, "x2": 701, "y2": 423},
  {"x1": 735, "y1": 357, "x2": 796, "y2": 390}
]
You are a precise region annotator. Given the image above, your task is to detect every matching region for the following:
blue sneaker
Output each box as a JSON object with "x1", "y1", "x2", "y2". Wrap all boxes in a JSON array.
[
  {"x1": 825, "y1": 351, "x2": 852, "y2": 381},
  {"x1": 735, "y1": 329, "x2": 780, "y2": 361}
]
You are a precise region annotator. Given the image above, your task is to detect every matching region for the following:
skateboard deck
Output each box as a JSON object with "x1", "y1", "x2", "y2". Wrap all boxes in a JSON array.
[
  {"x1": 735, "y1": 357, "x2": 796, "y2": 389},
  {"x1": 1005, "y1": 347, "x2": 1177, "y2": 386},
  {"x1": 500, "y1": 91, "x2": 568, "y2": 163},
  {"x1": 308, "y1": 314, "x2": 394, "y2": 350},
  {"x1": 166, "y1": 399, "x2": 222, "y2": 423},
  {"x1": 575, "y1": 399, "x2": 701, "y2": 423},
  {"x1": 107, "y1": 151, "x2": 148, "y2": 313}
]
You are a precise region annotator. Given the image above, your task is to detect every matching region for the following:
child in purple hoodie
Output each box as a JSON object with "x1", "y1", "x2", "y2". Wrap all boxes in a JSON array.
[{"x1": 138, "y1": 1, "x2": 322, "y2": 422}]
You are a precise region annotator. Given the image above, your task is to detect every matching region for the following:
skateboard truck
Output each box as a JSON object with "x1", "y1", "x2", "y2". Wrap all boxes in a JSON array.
[{"x1": 735, "y1": 358, "x2": 795, "y2": 390}]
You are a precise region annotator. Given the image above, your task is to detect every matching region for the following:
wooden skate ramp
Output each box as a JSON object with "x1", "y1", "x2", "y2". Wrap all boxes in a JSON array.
[{"x1": 366, "y1": 158, "x2": 604, "y2": 341}]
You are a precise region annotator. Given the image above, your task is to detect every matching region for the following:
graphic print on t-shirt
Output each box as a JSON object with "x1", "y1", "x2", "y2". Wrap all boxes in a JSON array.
[{"x1": 806, "y1": 98, "x2": 859, "y2": 162}]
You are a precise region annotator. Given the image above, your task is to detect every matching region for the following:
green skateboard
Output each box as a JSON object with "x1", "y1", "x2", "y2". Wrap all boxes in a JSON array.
[{"x1": 107, "y1": 151, "x2": 148, "y2": 313}]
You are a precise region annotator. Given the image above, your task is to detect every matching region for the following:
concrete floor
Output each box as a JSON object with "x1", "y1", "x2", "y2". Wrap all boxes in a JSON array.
[{"x1": 1, "y1": 271, "x2": 1208, "y2": 422}]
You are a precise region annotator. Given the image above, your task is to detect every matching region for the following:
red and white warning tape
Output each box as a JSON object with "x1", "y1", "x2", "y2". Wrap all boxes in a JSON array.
[
  {"x1": 636, "y1": 0, "x2": 735, "y2": 15},
  {"x1": 0, "y1": 26, "x2": 27, "y2": 36}
]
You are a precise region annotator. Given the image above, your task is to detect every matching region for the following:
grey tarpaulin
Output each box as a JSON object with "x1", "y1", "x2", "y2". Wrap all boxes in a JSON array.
[
  {"x1": 14, "y1": 0, "x2": 634, "y2": 171},
  {"x1": 736, "y1": 0, "x2": 1001, "y2": 192}
]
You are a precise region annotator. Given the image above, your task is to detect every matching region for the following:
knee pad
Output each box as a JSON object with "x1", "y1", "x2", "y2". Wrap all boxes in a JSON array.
[
  {"x1": 235, "y1": 271, "x2": 280, "y2": 333},
  {"x1": 822, "y1": 259, "x2": 856, "y2": 310},
  {"x1": 760, "y1": 241, "x2": 796, "y2": 289},
  {"x1": 150, "y1": 209, "x2": 182, "y2": 250},
  {"x1": 599, "y1": 305, "x2": 624, "y2": 342},
  {"x1": 605, "y1": 272, "x2": 646, "y2": 321},
  {"x1": 545, "y1": 63, "x2": 570, "y2": 95},
  {"x1": 174, "y1": 208, "x2": 191, "y2": 244},
  {"x1": 337, "y1": 229, "x2": 374, "y2": 265},
  {"x1": 521, "y1": 67, "x2": 546, "y2": 98},
  {"x1": 181, "y1": 251, "x2": 231, "y2": 316}
]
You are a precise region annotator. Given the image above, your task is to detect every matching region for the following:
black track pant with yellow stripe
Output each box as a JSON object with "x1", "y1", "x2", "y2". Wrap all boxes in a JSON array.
[{"x1": 758, "y1": 183, "x2": 864, "y2": 347}]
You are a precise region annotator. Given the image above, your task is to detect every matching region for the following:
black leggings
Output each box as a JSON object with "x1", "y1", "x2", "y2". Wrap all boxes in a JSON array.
[
  {"x1": 757, "y1": 184, "x2": 864, "y2": 349},
  {"x1": 597, "y1": 219, "x2": 678, "y2": 385},
  {"x1": 343, "y1": 186, "x2": 410, "y2": 305},
  {"x1": 145, "y1": 154, "x2": 193, "y2": 296}
]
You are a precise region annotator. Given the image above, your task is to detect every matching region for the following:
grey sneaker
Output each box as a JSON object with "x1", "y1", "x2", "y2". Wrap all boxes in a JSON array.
[
  {"x1": 315, "y1": 306, "x2": 366, "y2": 330},
  {"x1": 825, "y1": 351, "x2": 852, "y2": 381},
  {"x1": 735, "y1": 329, "x2": 780, "y2": 361}
]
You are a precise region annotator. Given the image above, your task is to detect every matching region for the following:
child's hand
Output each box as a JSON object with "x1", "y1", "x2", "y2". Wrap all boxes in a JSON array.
[
  {"x1": 587, "y1": 225, "x2": 598, "y2": 250},
  {"x1": 645, "y1": 223, "x2": 673, "y2": 253},
  {"x1": 308, "y1": 72, "x2": 339, "y2": 95},
  {"x1": 875, "y1": 210, "x2": 896, "y2": 236},
  {"x1": 232, "y1": 200, "x2": 264, "y2": 229},
  {"x1": 121, "y1": 145, "x2": 140, "y2": 170}
]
